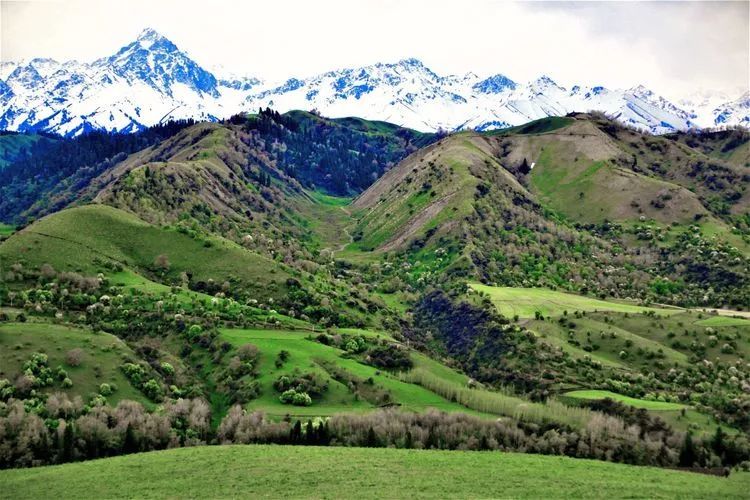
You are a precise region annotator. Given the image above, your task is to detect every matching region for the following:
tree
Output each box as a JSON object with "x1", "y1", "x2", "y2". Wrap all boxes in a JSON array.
[
  {"x1": 153, "y1": 254, "x2": 170, "y2": 272},
  {"x1": 65, "y1": 348, "x2": 84, "y2": 367},
  {"x1": 679, "y1": 432, "x2": 696, "y2": 467}
]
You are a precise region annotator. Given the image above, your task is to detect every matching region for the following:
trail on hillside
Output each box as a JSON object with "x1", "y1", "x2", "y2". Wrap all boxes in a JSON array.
[{"x1": 334, "y1": 206, "x2": 353, "y2": 255}]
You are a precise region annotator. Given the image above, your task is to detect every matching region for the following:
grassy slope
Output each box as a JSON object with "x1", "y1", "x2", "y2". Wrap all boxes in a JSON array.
[
  {"x1": 219, "y1": 328, "x2": 483, "y2": 418},
  {"x1": 564, "y1": 390, "x2": 687, "y2": 410},
  {"x1": 470, "y1": 284, "x2": 680, "y2": 318},
  {"x1": 0, "y1": 322, "x2": 147, "y2": 405},
  {"x1": 0, "y1": 204, "x2": 290, "y2": 299},
  {"x1": 347, "y1": 134, "x2": 488, "y2": 253},
  {"x1": 508, "y1": 120, "x2": 710, "y2": 224},
  {"x1": 2, "y1": 445, "x2": 747, "y2": 499}
]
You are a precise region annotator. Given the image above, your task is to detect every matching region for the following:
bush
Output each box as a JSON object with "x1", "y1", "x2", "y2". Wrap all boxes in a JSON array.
[
  {"x1": 279, "y1": 389, "x2": 313, "y2": 406},
  {"x1": 65, "y1": 348, "x2": 84, "y2": 367},
  {"x1": 142, "y1": 379, "x2": 163, "y2": 401},
  {"x1": 366, "y1": 344, "x2": 413, "y2": 371},
  {"x1": 237, "y1": 344, "x2": 260, "y2": 363},
  {"x1": 274, "y1": 371, "x2": 328, "y2": 397}
]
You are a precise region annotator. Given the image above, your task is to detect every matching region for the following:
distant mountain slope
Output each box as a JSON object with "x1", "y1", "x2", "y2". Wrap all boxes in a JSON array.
[
  {"x1": 349, "y1": 114, "x2": 749, "y2": 307},
  {"x1": 1, "y1": 29, "x2": 747, "y2": 136},
  {"x1": 0, "y1": 204, "x2": 291, "y2": 299},
  {"x1": 0, "y1": 111, "x2": 431, "y2": 225}
]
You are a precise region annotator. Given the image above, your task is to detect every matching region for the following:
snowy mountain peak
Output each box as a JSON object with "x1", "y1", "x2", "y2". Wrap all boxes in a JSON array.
[
  {"x1": 6, "y1": 64, "x2": 43, "y2": 90},
  {"x1": 136, "y1": 27, "x2": 166, "y2": 45},
  {"x1": 0, "y1": 29, "x2": 747, "y2": 137},
  {"x1": 97, "y1": 28, "x2": 218, "y2": 97},
  {"x1": 472, "y1": 74, "x2": 517, "y2": 94},
  {"x1": 628, "y1": 84, "x2": 653, "y2": 98}
]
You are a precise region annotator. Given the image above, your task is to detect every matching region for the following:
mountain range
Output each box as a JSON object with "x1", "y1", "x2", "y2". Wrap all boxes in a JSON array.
[{"x1": 0, "y1": 28, "x2": 747, "y2": 137}]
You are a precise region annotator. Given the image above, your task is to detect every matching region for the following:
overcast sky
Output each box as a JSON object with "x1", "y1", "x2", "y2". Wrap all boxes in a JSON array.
[{"x1": 1, "y1": 0, "x2": 748, "y2": 100}]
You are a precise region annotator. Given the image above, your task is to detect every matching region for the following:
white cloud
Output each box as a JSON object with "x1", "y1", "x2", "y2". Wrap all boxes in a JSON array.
[{"x1": 1, "y1": 0, "x2": 747, "y2": 100}]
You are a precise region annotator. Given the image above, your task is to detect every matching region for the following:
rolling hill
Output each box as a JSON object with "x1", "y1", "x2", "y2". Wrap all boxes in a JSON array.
[
  {"x1": 0, "y1": 111, "x2": 748, "y2": 480},
  {"x1": 1, "y1": 445, "x2": 747, "y2": 499}
]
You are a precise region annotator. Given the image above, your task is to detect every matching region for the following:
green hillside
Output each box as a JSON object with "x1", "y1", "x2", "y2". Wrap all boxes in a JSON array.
[
  {"x1": 2, "y1": 445, "x2": 747, "y2": 499},
  {"x1": 564, "y1": 390, "x2": 687, "y2": 410},
  {"x1": 0, "y1": 113, "x2": 748, "y2": 478},
  {"x1": 0, "y1": 323, "x2": 147, "y2": 405},
  {"x1": 469, "y1": 284, "x2": 681, "y2": 318},
  {"x1": 0, "y1": 204, "x2": 291, "y2": 299}
]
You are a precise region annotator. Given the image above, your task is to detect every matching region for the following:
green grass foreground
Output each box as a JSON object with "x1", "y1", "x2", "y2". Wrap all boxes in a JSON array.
[{"x1": 1, "y1": 445, "x2": 747, "y2": 499}]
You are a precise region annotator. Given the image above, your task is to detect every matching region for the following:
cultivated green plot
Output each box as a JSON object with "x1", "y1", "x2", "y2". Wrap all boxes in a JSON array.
[
  {"x1": 564, "y1": 390, "x2": 687, "y2": 411},
  {"x1": 470, "y1": 283, "x2": 681, "y2": 318},
  {"x1": 219, "y1": 328, "x2": 483, "y2": 418},
  {"x1": 1, "y1": 445, "x2": 746, "y2": 499},
  {"x1": 0, "y1": 322, "x2": 146, "y2": 405}
]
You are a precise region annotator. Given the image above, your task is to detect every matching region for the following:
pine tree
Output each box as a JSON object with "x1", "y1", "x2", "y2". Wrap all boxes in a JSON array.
[{"x1": 679, "y1": 432, "x2": 696, "y2": 467}]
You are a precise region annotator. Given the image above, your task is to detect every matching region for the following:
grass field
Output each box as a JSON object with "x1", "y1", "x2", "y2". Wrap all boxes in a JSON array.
[
  {"x1": 695, "y1": 316, "x2": 750, "y2": 327},
  {"x1": 564, "y1": 390, "x2": 687, "y2": 410},
  {"x1": 0, "y1": 204, "x2": 291, "y2": 299},
  {"x1": 0, "y1": 322, "x2": 146, "y2": 405},
  {"x1": 0, "y1": 223, "x2": 14, "y2": 237},
  {"x1": 470, "y1": 284, "x2": 680, "y2": 318},
  {"x1": 219, "y1": 328, "x2": 483, "y2": 418},
  {"x1": 1, "y1": 445, "x2": 747, "y2": 499}
]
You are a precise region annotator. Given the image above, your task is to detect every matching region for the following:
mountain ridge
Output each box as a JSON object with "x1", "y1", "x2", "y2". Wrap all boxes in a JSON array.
[{"x1": 1, "y1": 28, "x2": 747, "y2": 137}]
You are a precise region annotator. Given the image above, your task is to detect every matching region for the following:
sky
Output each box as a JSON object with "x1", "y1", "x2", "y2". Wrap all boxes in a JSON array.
[{"x1": 1, "y1": 0, "x2": 748, "y2": 100}]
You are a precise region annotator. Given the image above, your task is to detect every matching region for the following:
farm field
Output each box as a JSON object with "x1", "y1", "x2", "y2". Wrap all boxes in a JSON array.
[
  {"x1": 1, "y1": 445, "x2": 747, "y2": 499},
  {"x1": 469, "y1": 284, "x2": 681, "y2": 318}
]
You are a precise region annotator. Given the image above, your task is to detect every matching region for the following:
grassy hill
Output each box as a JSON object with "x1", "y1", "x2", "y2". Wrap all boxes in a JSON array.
[
  {"x1": 564, "y1": 390, "x2": 687, "y2": 410},
  {"x1": 0, "y1": 113, "x2": 748, "y2": 477},
  {"x1": 469, "y1": 284, "x2": 681, "y2": 318},
  {"x1": 1, "y1": 445, "x2": 747, "y2": 499},
  {"x1": 0, "y1": 204, "x2": 291, "y2": 299},
  {"x1": 0, "y1": 322, "x2": 147, "y2": 405}
]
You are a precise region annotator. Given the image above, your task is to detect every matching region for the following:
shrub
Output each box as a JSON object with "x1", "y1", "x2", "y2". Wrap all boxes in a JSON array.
[
  {"x1": 237, "y1": 344, "x2": 260, "y2": 363},
  {"x1": 274, "y1": 371, "x2": 328, "y2": 397},
  {"x1": 65, "y1": 348, "x2": 84, "y2": 367},
  {"x1": 142, "y1": 379, "x2": 163, "y2": 401},
  {"x1": 280, "y1": 389, "x2": 313, "y2": 406},
  {"x1": 366, "y1": 344, "x2": 413, "y2": 371}
]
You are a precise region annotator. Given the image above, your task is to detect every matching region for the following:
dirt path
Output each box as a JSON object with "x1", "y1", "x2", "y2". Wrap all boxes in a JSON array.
[{"x1": 333, "y1": 206, "x2": 354, "y2": 255}]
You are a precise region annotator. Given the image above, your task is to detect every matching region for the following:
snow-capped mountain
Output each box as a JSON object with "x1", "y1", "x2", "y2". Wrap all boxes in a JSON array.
[{"x1": 1, "y1": 28, "x2": 747, "y2": 137}]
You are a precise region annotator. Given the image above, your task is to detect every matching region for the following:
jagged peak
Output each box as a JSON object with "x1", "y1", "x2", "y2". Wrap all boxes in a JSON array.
[
  {"x1": 473, "y1": 74, "x2": 517, "y2": 93},
  {"x1": 396, "y1": 57, "x2": 426, "y2": 68},
  {"x1": 136, "y1": 28, "x2": 169, "y2": 46}
]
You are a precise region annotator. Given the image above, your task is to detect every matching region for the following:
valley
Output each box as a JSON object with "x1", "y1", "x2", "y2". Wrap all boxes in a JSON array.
[{"x1": 0, "y1": 109, "x2": 748, "y2": 497}]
